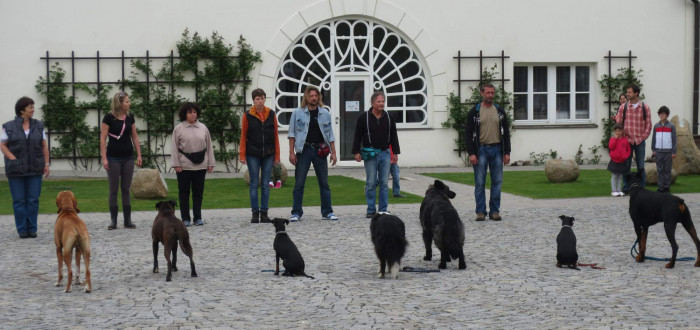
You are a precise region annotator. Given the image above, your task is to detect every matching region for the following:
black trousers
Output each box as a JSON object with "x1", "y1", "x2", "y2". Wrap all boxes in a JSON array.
[{"x1": 176, "y1": 169, "x2": 206, "y2": 221}]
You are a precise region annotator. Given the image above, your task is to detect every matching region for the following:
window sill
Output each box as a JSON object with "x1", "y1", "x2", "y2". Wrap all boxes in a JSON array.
[{"x1": 513, "y1": 123, "x2": 598, "y2": 129}]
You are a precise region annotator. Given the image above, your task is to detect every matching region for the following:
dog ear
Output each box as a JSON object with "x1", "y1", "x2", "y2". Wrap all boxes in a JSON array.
[
  {"x1": 559, "y1": 215, "x2": 566, "y2": 220},
  {"x1": 434, "y1": 180, "x2": 445, "y2": 190},
  {"x1": 169, "y1": 200, "x2": 177, "y2": 207},
  {"x1": 73, "y1": 198, "x2": 80, "y2": 214},
  {"x1": 155, "y1": 201, "x2": 162, "y2": 210},
  {"x1": 285, "y1": 219, "x2": 289, "y2": 225}
]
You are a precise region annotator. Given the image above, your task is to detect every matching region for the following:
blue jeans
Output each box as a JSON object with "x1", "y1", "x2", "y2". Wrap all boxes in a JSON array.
[
  {"x1": 390, "y1": 163, "x2": 401, "y2": 195},
  {"x1": 8, "y1": 175, "x2": 43, "y2": 235},
  {"x1": 364, "y1": 149, "x2": 391, "y2": 213},
  {"x1": 247, "y1": 155, "x2": 274, "y2": 212},
  {"x1": 473, "y1": 145, "x2": 503, "y2": 216},
  {"x1": 292, "y1": 145, "x2": 333, "y2": 217},
  {"x1": 622, "y1": 140, "x2": 646, "y2": 192}
]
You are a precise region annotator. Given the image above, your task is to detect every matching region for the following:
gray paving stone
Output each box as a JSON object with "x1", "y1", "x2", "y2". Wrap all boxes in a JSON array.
[{"x1": 2, "y1": 166, "x2": 700, "y2": 328}]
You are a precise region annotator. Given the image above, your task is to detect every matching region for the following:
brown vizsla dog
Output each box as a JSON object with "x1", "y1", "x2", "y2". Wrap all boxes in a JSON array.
[{"x1": 54, "y1": 191, "x2": 92, "y2": 293}]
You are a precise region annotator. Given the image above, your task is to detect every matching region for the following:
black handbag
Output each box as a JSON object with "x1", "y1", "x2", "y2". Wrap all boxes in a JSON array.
[{"x1": 179, "y1": 148, "x2": 206, "y2": 164}]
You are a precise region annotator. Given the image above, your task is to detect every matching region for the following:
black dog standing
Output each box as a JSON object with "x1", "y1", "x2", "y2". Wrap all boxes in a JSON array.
[
  {"x1": 370, "y1": 214, "x2": 408, "y2": 279},
  {"x1": 556, "y1": 215, "x2": 579, "y2": 270},
  {"x1": 152, "y1": 200, "x2": 197, "y2": 282},
  {"x1": 272, "y1": 218, "x2": 314, "y2": 279},
  {"x1": 419, "y1": 180, "x2": 467, "y2": 270},
  {"x1": 627, "y1": 171, "x2": 700, "y2": 268}
]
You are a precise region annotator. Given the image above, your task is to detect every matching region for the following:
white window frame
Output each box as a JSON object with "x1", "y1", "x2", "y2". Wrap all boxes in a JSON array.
[{"x1": 513, "y1": 64, "x2": 593, "y2": 124}]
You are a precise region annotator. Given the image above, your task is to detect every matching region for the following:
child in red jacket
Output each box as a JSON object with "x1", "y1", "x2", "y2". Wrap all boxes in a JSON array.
[{"x1": 607, "y1": 123, "x2": 632, "y2": 196}]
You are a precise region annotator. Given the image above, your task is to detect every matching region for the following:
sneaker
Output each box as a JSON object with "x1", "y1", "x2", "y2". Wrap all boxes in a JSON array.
[
  {"x1": 29, "y1": 232, "x2": 37, "y2": 238},
  {"x1": 611, "y1": 192, "x2": 619, "y2": 197},
  {"x1": 366, "y1": 212, "x2": 377, "y2": 218},
  {"x1": 475, "y1": 213, "x2": 486, "y2": 221},
  {"x1": 269, "y1": 182, "x2": 274, "y2": 188},
  {"x1": 194, "y1": 219, "x2": 204, "y2": 226},
  {"x1": 489, "y1": 213, "x2": 502, "y2": 221},
  {"x1": 393, "y1": 194, "x2": 406, "y2": 198},
  {"x1": 274, "y1": 181, "x2": 282, "y2": 189},
  {"x1": 324, "y1": 213, "x2": 339, "y2": 221},
  {"x1": 290, "y1": 214, "x2": 300, "y2": 222},
  {"x1": 378, "y1": 211, "x2": 391, "y2": 215},
  {"x1": 19, "y1": 233, "x2": 29, "y2": 239},
  {"x1": 183, "y1": 220, "x2": 191, "y2": 227}
]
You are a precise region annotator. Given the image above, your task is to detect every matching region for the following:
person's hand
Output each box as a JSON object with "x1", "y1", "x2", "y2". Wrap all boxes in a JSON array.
[
  {"x1": 503, "y1": 154, "x2": 510, "y2": 165},
  {"x1": 672, "y1": 153, "x2": 676, "y2": 158},
  {"x1": 354, "y1": 153, "x2": 362, "y2": 162},
  {"x1": 102, "y1": 158, "x2": 110, "y2": 170},
  {"x1": 289, "y1": 152, "x2": 297, "y2": 165},
  {"x1": 390, "y1": 154, "x2": 398, "y2": 164},
  {"x1": 207, "y1": 166, "x2": 213, "y2": 173},
  {"x1": 274, "y1": 159, "x2": 280, "y2": 166},
  {"x1": 469, "y1": 155, "x2": 478, "y2": 165},
  {"x1": 174, "y1": 166, "x2": 182, "y2": 173},
  {"x1": 330, "y1": 153, "x2": 337, "y2": 166},
  {"x1": 241, "y1": 159, "x2": 247, "y2": 165},
  {"x1": 652, "y1": 151, "x2": 656, "y2": 156},
  {"x1": 136, "y1": 155, "x2": 143, "y2": 167},
  {"x1": 44, "y1": 164, "x2": 50, "y2": 178}
]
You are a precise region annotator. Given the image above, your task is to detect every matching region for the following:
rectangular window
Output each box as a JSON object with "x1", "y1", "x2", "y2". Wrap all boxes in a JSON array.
[{"x1": 513, "y1": 64, "x2": 592, "y2": 123}]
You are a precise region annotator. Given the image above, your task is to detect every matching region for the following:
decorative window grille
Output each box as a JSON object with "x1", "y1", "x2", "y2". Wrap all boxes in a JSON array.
[{"x1": 275, "y1": 19, "x2": 428, "y2": 128}]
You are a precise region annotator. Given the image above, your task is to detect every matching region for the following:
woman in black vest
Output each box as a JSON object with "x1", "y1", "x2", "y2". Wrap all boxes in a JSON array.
[
  {"x1": 239, "y1": 89, "x2": 280, "y2": 223},
  {"x1": 1, "y1": 97, "x2": 50, "y2": 238},
  {"x1": 100, "y1": 92, "x2": 142, "y2": 230}
]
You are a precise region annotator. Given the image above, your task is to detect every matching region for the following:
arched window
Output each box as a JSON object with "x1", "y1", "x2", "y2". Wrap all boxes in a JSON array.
[{"x1": 275, "y1": 19, "x2": 428, "y2": 128}]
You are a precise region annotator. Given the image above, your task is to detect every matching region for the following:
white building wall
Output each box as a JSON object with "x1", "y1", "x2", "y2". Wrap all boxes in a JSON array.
[{"x1": 0, "y1": 0, "x2": 695, "y2": 170}]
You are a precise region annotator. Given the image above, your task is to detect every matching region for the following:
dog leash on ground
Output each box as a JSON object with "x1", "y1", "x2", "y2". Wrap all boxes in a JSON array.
[
  {"x1": 400, "y1": 266, "x2": 441, "y2": 273},
  {"x1": 260, "y1": 269, "x2": 315, "y2": 279},
  {"x1": 576, "y1": 263, "x2": 605, "y2": 270},
  {"x1": 629, "y1": 239, "x2": 696, "y2": 262}
]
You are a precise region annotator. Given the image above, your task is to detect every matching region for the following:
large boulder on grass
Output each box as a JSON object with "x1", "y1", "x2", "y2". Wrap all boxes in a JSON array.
[
  {"x1": 244, "y1": 162, "x2": 288, "y2": 186},
  {"x1": 671, "y1": 116, "x2": 700, "y2": 174},
  {"x1": 545, "y1": 159, "x2": 580, "y2": 183},
  {"x1": 645, "y1": 163, "x2": 677, "y2": 185},
  {"x1": 131, "y1": 169, "x2": 168, "y2": 199}
]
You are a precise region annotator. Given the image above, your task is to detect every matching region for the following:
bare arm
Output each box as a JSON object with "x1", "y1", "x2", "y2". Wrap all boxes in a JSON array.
[
  {"x1": 100, "y1": 123, "x2": 109, "y2": 170},
  {"x1": 131, "y1": 124, "x2": 142, "y2": 167}
]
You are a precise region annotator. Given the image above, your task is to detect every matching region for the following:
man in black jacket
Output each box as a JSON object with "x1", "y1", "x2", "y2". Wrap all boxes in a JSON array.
[
  {"x1": 352, "y1": 91, "x2": 400, "y2": 218},
  {"x1": 465, "y1": 84, "x2": 511, "y2": 221}
]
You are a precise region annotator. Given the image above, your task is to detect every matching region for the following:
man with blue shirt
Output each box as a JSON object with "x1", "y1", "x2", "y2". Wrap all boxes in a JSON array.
[{"x1": 288, "y1": 86, "x2": 339, "y2": 222}]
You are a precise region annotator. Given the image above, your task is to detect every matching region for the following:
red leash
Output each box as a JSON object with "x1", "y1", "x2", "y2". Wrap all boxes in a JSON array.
[{"x1": 577, "y1": 263, "x2": 605, "y2": 270}]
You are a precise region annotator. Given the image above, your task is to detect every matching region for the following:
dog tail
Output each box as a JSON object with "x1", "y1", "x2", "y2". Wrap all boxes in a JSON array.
[
  {"x1": 178, "y1": 231, "x2": 194, "y2": 259},
  {"x1": 301, "y1": 273, "x2": 315, "y2": 279}
]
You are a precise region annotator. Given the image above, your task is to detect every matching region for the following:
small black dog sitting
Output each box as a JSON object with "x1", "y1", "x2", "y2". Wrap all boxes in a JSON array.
[
  {"x1": 556, "y1": 215, "x2": 579, "y2": 270},
  {"x1": 271, "y1": 218, "x2": 314, "y2": 279},
  {"x1": 628, "y1": 171, "x2": 700, "y2": 268},
  {"x1": 370, "y1": 214, "x2": 408, "y2": 279}
]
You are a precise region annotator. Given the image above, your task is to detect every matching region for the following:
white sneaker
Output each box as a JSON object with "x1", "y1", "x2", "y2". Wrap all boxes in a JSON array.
[{"x1": 611, "y1": 192, "x2": 619, "y2": 197}]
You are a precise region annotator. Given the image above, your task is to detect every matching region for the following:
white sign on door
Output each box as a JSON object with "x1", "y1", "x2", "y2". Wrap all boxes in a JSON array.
[{"x1": 346, "y1": 101, "x2": 360, "y2": 112}]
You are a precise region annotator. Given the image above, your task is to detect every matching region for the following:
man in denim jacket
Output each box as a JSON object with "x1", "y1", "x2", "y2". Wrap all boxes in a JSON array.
[{"x1": 287, "y1": 86, "x2": 339, "y2": 222}]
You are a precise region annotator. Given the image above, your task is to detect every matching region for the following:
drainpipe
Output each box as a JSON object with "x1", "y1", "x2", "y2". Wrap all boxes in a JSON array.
[{"x1": 693, "y1": 0, "x2": 699, "y2": 134}]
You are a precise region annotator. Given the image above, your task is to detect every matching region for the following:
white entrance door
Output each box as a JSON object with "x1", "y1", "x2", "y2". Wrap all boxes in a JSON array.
[{"x1": 331, "y1": 74, "x2": 371, "y2": 163}]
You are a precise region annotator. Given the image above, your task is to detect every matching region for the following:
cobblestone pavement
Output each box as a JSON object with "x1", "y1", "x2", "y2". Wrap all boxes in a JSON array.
[{"x1": 2, "y1": 167, "x2": 700, "y2": 329}]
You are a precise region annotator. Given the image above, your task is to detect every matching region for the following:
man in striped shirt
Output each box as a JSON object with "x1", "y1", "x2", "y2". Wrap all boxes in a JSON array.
[{"x1": 614, "y1": 84, "x2": 652, "y2": 194}]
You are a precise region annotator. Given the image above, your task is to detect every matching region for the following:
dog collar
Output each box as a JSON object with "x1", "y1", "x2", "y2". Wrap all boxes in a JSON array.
[
  {"x1": 630, "y1": 183, "x2": 642, "y2": 189},
  {"x1": 276, "y1": 231, "x2": 286, "y2": 234},
  {"x1": 561, "y1": 225, "x2": 572, "y2": 228}
]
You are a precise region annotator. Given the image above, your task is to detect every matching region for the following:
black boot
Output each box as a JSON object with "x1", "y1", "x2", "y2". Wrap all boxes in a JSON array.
[
  {"x1": 124, "y1": 205, "x2": 136, "y2": 228},
  {"x1": 108, "y1": 206, "x2": 118, "y2": 230},
  {"x1": 250, "y1": 211, "x2": 260, "y2": 223},
  {"x1": 260, "y1": 211, "x2": 271, "y2": 223}
]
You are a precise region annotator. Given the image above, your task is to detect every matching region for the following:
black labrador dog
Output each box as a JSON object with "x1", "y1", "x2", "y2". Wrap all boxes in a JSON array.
[
  {"x1": 628, "y1": 171, "x2": 700, "y2": 268},
  {"x1": 152, "y1": 200, "x2": 197, "y2": 281},
  {"x1": 419, "y1": 180, "x2": 466, "y2": 269},
  {"x1": 370, "y1": 214, "x2": 408, "y2": 279},
  {"x1": 556, "y1": 215, "x2": 579, "y2": 270},
  {"x1": 272, "y1": 218, "x2": 314, "y2": 279}
]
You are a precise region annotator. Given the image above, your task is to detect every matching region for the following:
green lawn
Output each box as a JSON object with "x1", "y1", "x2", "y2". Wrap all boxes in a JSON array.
[
  {"x1": 422, "y1": 170, "x2": 700, "y2": 199},
  {"x1": 0, "y1": 176, "x2": 423, "y2": 215}
]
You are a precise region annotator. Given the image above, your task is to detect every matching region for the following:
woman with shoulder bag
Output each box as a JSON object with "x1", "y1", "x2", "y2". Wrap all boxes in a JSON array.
[
  {"x1": 240, "y1": 89, "x2": 280, "y2": 223},
  {"x1": 171, "y1": 102, "x2": 215, "y2": 227},
  {"x1": 1, "y1": 97, "x2": 50, "y2": 239},
  {"x1": 100, "y1": 91, "x2": 142, "y2": 230}
]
